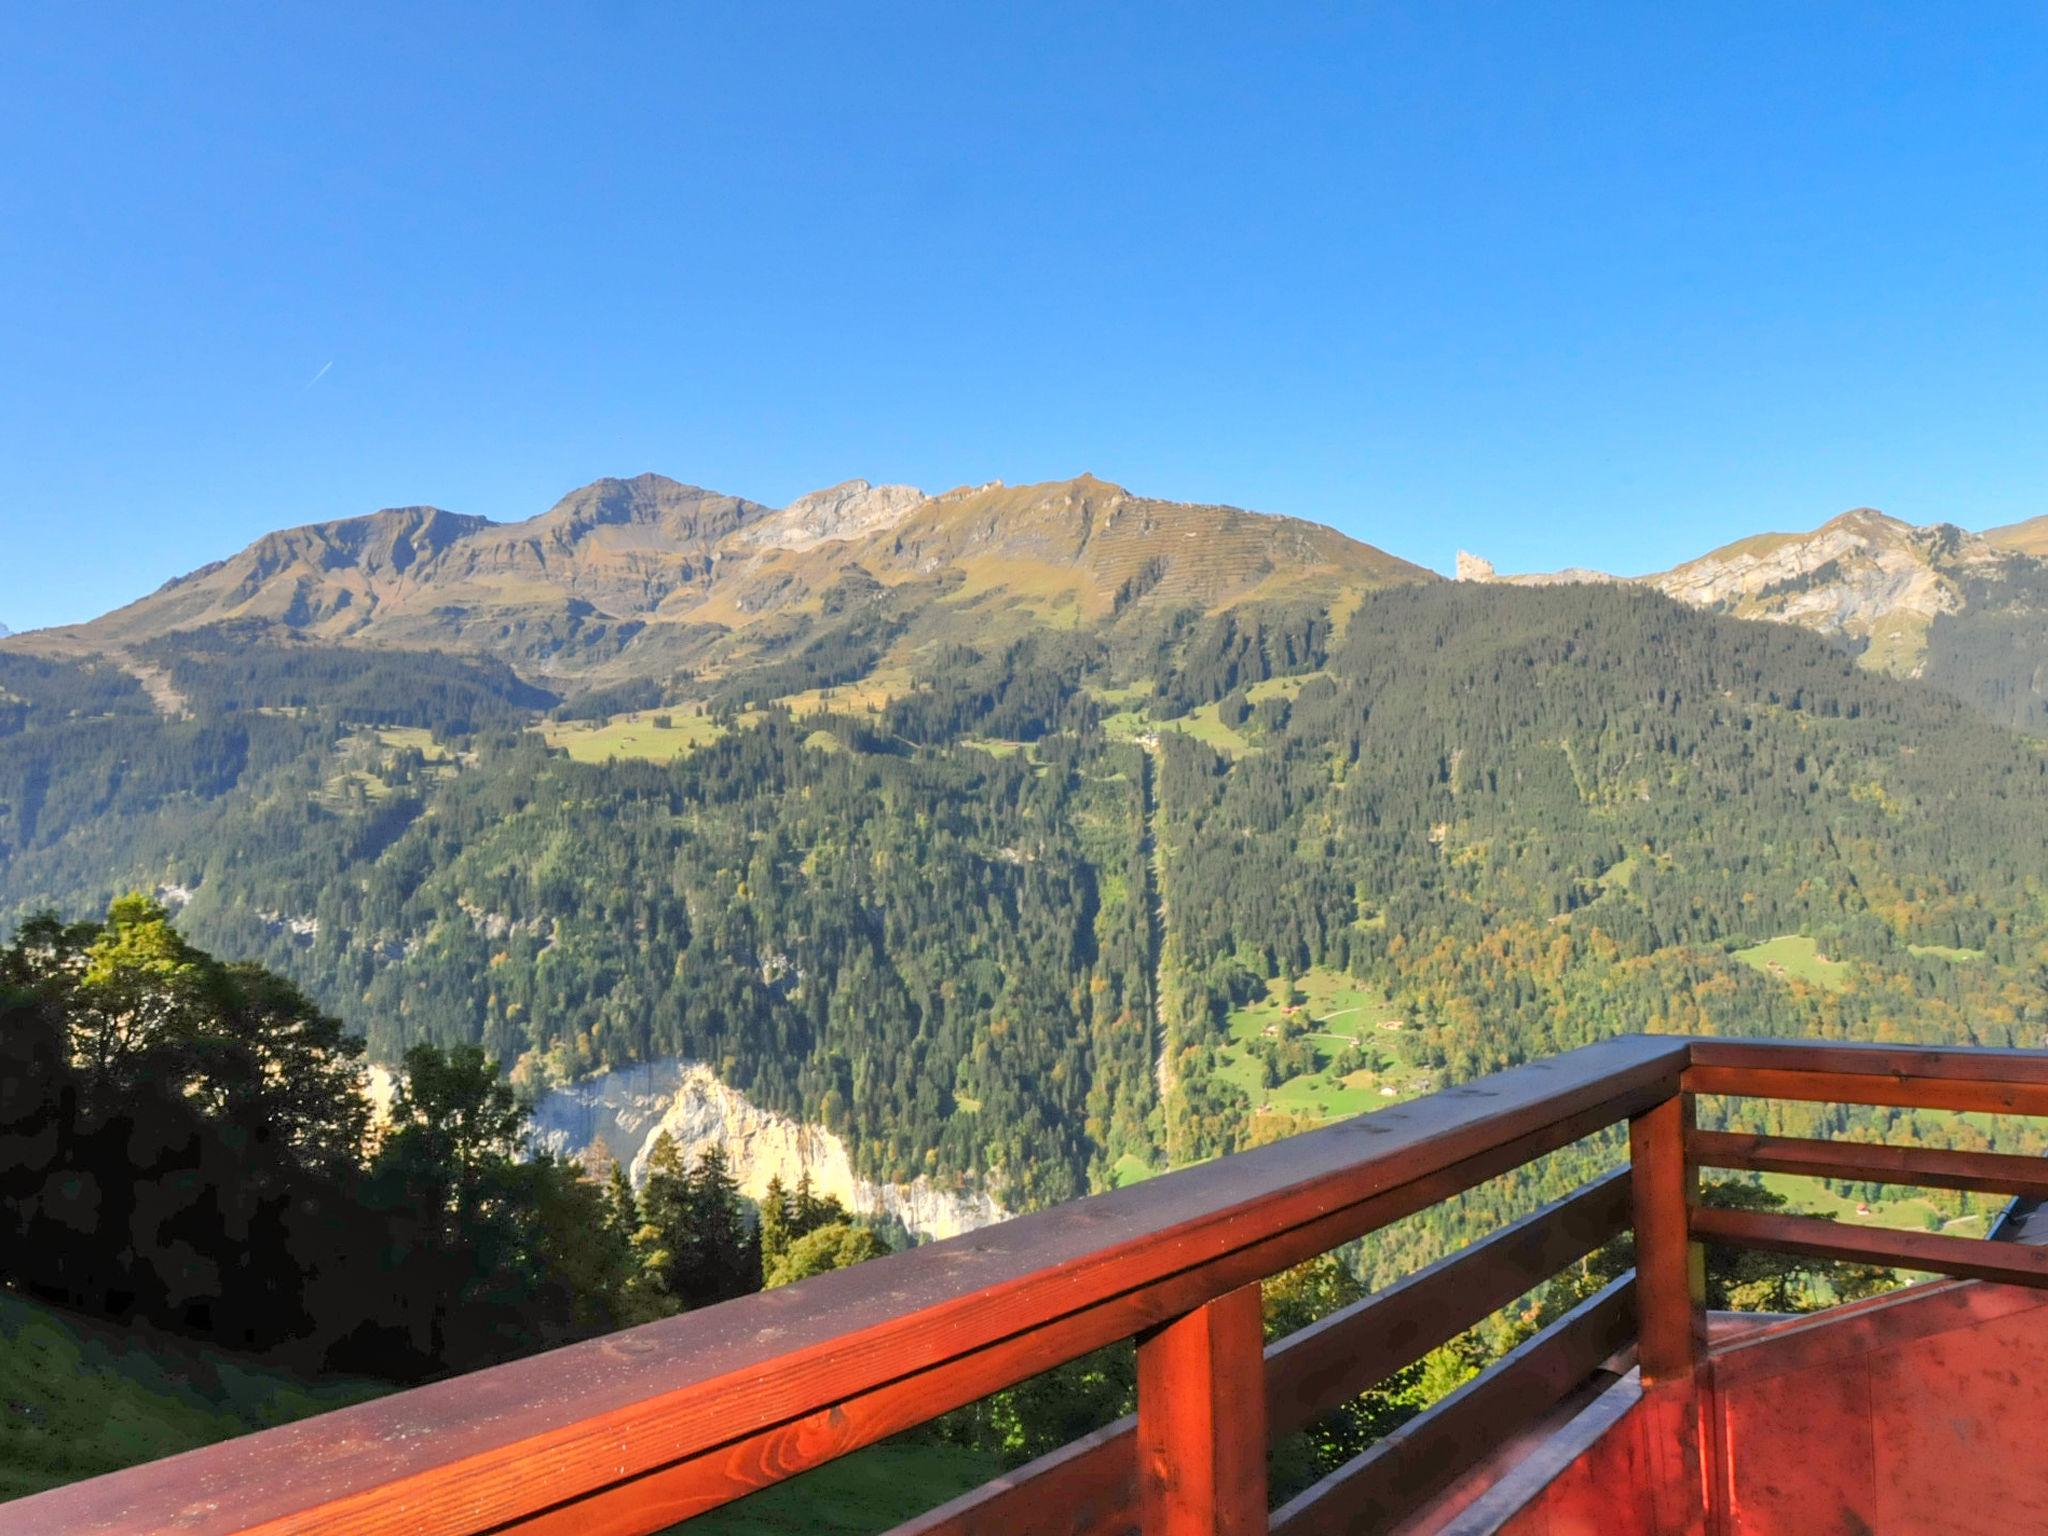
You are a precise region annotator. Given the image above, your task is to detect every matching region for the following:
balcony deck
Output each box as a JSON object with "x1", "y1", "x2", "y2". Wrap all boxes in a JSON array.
[{"x1": 13, "y1": 1034, "x2": 2048, "y2": 1536}]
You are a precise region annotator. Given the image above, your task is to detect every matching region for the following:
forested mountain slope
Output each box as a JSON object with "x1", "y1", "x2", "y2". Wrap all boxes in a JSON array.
[
  {"x1": 4, "y1": 573, "x2": 2045, "y2": 1212},
  {"x1": 1463, "y1": 507, "x2": 2048, "y2": 731}
]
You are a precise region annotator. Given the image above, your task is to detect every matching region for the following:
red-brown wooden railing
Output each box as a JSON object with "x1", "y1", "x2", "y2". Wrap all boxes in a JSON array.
[{"x1": 13, "y1": 1035, "x2": 2048, "y2": 1536}]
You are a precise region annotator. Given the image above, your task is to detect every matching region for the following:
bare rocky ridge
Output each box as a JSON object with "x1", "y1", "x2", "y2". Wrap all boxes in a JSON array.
[
  {"x1": 1454, "y1": 551, "x2": 1620, "y2": 588},
  {"x1": 732, "y1": 479, "x2": 928, "y2": 552}
]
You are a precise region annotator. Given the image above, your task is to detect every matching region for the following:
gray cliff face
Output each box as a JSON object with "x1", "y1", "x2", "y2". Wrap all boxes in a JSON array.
[{"x1": 527, "y1": 1057, "x2": 1005, "y2": 1242}]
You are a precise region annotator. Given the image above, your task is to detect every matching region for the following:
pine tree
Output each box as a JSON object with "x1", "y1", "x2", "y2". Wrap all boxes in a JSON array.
[
  {"x1": 637, "y1": 1131, "x2": 691, "y2": 1303},
  {"x1": 759, "y1": 1173, "x2": 791, "y2": 1280},
  {"x1": 604, "y1": 1159, "x2": 639, "y2": 1240},
  {"x1": 688, "y1": 1145, "x2": 753, "y2": 1304}
]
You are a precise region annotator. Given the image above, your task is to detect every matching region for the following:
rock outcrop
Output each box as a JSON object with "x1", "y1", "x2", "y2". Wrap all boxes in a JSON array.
[
  {"x1": 528, "y1": 1058, "x2": 1004, "y2": 1242},
  {"x1": 734, "y1": 479, "x2": 928, "y2": 552}
]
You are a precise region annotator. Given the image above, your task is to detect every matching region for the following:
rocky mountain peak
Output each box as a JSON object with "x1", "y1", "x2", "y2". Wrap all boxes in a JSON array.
[
  {"x1": 1455, "y1": 551, "x2": 1497, "y2": 581},
  {"x1": 736, "y1": 479, "x2": 927, "y2": 552}
]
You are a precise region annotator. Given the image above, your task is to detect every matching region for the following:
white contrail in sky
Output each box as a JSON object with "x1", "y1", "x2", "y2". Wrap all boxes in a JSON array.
[{"x1": 303, "y1": 360, "x2": 334, "y2": 390}]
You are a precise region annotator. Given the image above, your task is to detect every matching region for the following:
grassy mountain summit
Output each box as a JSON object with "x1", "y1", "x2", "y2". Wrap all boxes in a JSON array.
[
  {"x1": 8, "y1": 473, "x2": 1434, "y2": 688},
  {"x1": 1986, "y1": 514, "x2": 2048, "y2": 557}
]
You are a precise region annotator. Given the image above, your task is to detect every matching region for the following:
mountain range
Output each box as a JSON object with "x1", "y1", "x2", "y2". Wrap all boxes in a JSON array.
[
  {"x1": 8, "y1": 473, "x2": 2045, "y2": 734},
  {"x1": 10, "y1": 474, "x2": 1427, "y2": 687},
  {"x1": 5, "y1": 467, "x2": 2048, "y2": 1228}
]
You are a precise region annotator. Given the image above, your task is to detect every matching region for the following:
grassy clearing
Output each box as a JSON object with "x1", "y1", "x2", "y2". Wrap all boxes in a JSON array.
[
  {"x1": 374, "y1": 726, "x2": 452, "y2": 761},
  {"x1": 0, "y1": 1290, "x2": 384, "y2": 1503},
  {"x1": 1158, "y1": 704, "x2": 1249, "y2": 756},
  {"x1": 776, "y1": 665, "x2": 916, "y2": 719},
  {"x1": 1732, "y1": 935, "x2": 1851, "y2": 992},
  {"x1": 1212, "y1": 967, "x2": 1425, "y2": 1122},
  {"x1": 1908, "y1": 943, "x2": 1983, "y2": 963},
  {"x1": 539, "y1": 711, "x2": 728, "y2": 764},
  {"x1": 1244, "y1": 671, "x2": 1327, "y2": 703},
  {"x1": 1756, "y1": 1173, "x2": 1994, "y2": 1238},
  {"x1": 676, "y1": 1440, "x2": 1000, "y2": 1536},
  {"x1": 1112, "y1": 1153, "x2": 1158, "y2": 1189},
  {"x1": 1087, "y1": 681, "x2": 1155, "y2": 707}
]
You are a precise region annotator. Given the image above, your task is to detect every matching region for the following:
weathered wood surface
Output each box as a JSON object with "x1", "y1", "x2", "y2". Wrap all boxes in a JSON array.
[
  {"x1": 1687, "y1": 1038, "x2": 2048, "y2": 1085},
  {"x1": 1685, "y1": 1063, "x2": 2048, "y2": 1117},
  {"x1": 1628, "y1": 1094, "x2": 1699, "y2": 1386},
  {"x1": 13, "y1": 1036, "x2": 1687, "y2": 1536}
]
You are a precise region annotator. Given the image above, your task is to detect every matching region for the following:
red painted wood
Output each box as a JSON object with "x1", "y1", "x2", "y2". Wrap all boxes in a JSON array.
[
  {"x1": 1268, "y1": 1277, "x2": 1637, "y2": 1536},
  {"x1": 1135, "y1": 1286, "x2": 1266, "y2": 1536},
  {"x1": 1689, "y1": 1129, "x2": 2048, "y2": 1199},
  {"x1": 1683, "y1": 1063, "x2": 2048, "y2": 1117},
  {"x1": 1629, "y1": 1095, "x2": 1699, "y2": 1386},
  {"x1": 1707, "y1": 1274, "x2": 2048, "y2": 1534},
  {"x1": 890, "y1": 1169, "x2": 1631, "y2": 1536},
  {"x1": 15, "y1": 1035, "x2": 1687, "y2": 1536},
  {"x1": 1686, "y1": 1038, "x2": 2048, "y2": 1085}
]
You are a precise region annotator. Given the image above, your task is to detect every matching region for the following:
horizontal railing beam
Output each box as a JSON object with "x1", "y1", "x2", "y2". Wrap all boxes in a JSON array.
[
  {"x1": 890, "y1": 1168, "x2": 1634, "y2": 1536},
  {"x1": 1684, "y1": 1063, "x2": 2048, "y2": 1117},
  {"x1": 1691, "y1": 1129, "x2": 2048, "y2": 1200},
  {"x1": 1691, "y1": 1206, "x2": 2048, "y2": 1287},
  {"x1": 1268, "y1": 1275, "x2": 1637, "y2": 1536},
  {"x1": 1687, "y1": 1039, "x2": 2048, "y2": 1085}
]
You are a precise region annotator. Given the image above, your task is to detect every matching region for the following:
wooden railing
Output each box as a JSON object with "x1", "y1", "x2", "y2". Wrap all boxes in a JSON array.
[{"x1": 15, "y1": 1035, "x2": 2048, "y2": 1536}]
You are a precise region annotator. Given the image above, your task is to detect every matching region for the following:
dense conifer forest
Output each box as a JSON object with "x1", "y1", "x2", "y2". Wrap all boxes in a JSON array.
[{"x1": 5, "y1": 584, "x2": 2047, "y2": 1218}]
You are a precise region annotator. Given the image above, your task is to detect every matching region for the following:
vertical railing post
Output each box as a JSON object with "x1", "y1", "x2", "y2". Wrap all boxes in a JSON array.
[
  {"x1": 1630, "y1": 1091, "x2": 1702, "y2": 1382},
  {"x1": 1135, "y1": 1282, "x2": 1268, "y2": 1536},
  {"x1": 1630, "y1": 1090, "x2": 1711, "y2": 1533}
]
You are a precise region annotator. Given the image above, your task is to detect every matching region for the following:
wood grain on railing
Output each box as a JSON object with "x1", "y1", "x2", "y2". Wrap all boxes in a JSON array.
[
  {"x1": 12, "y1": 1035, "x2": 1688, "y2": 1536},
  {"x1": 1687, "y1": 1039, "x2": 2048, "y2": 1084},
  {"x1": 1629, "y1": 1094, "x2": 1699, "y2": 1386},
  {"x1": 1690, "y1": 1129, "x2": 2048, "y2": 1199}
]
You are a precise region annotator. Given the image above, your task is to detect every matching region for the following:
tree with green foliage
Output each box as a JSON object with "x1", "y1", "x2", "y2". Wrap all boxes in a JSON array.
[{"x1": 764, "y1": 1223, "x2": 889, "y2": 1289}]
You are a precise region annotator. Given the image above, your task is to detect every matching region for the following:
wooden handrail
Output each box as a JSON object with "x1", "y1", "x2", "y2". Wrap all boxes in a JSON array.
[
  {"x1": 18, "y1": 1031, "x2": 2048, "y2": 1536},
  {"x1": 892, "y1": 1169, "x2": 1633, "y2": 1536},
  {"x1": 1684, "y1": 1038, "x2": 2048, "y2": 1115},
  {"x1": 12, "y1": 1035, "x2": 1685, "y2": 1536}
]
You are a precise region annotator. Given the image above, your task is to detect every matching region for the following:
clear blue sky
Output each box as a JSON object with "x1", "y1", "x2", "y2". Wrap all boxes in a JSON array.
[{"x1": 4, "y1": 4, "x2": 2046, "y2": 632}]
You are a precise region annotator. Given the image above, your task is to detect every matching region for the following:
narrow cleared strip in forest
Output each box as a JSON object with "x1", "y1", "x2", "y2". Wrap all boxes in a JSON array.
[{"x1": 1138, "y1": 737, "x2": 1171, "y2": 1107}]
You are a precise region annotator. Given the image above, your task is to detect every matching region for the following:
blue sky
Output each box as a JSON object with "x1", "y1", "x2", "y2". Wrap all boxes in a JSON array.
[{"x1": 3, "y1": 4, "x2": 2046, "y2": 631}]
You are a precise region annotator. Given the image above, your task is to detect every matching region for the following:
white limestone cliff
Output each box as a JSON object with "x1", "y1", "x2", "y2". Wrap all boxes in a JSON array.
[{"x1": 527, "y1": 1057, "x2": 1004, "y2": 1242}]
